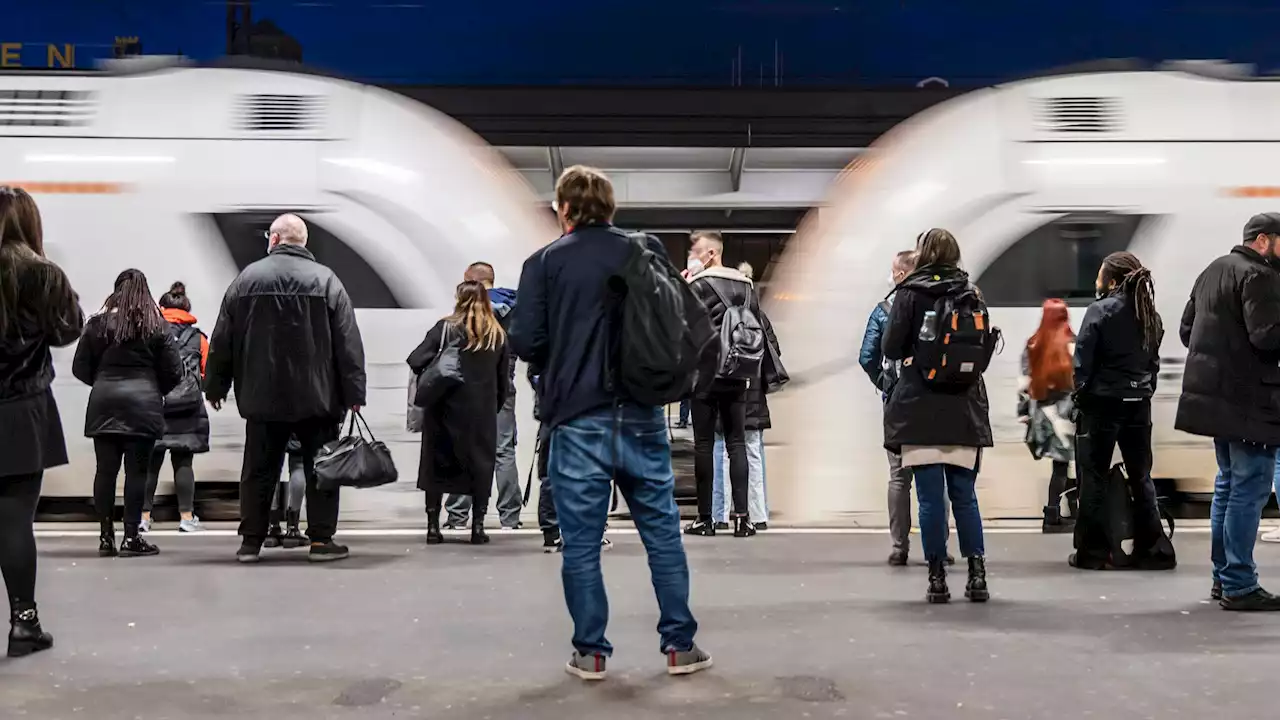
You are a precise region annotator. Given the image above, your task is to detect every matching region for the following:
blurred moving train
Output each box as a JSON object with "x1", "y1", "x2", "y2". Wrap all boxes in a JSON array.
[
  {"x1": 0, "y1": 58, "x2": 554, "y2": 508},
  {"x1": 769, "y1": 61, "x2": 1276, "y2": 523}
]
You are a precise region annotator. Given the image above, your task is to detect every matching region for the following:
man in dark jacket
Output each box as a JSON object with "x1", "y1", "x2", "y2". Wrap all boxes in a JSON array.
[
  {"x1": 206, "y1": 213, "x2": 367, "y2": 564},
  {"x1": 508, "y1": 165, "x2": 710, "y2": 681},
  {"x1": 685, "y1": 231, "x2": 776, "y2": 538},
  {"x1": 442, "y1": 261, "x2": 524, "y2": 530},
  {"x1": 1177, "y1": 213, "x2": 1280, "y2": 610}
]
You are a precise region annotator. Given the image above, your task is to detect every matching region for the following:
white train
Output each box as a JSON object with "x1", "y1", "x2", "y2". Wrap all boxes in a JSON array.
[
  {"x1": 1, "y1": 59, "x2": 555, "y2": 507},
  {"x1": 768, "y1": 63, "x2": 1274, "y2": 523}
]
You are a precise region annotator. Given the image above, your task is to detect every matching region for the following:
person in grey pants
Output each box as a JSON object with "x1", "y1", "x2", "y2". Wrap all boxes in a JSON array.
[
  {"x1": 445, "y1": 263, "x2": 523, "y2": 529},
  {"x1": 858, "y1": 251, "x2": 951, "y2": 566}
]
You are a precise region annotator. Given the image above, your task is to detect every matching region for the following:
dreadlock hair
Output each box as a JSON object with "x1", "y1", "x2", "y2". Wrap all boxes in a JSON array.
[
  {"x1": 1100, "y1": 251, "x2": 1163, "y2": 352},
  {"x1": 448, "y1": 280, "x2": 505, "y2": 352},
  {"x1": 99, "y1": 269, "x2": 164, "y2": 344}
]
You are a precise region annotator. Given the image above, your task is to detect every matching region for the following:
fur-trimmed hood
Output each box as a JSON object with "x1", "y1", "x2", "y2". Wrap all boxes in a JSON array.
[{"x1": 689, "y1": 264, "x2": 753, "y2": 286}]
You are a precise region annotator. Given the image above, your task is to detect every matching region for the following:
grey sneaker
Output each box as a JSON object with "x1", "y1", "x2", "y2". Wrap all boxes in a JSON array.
[
  {"x1": 179, "y1": 516, "x2": 204, "y2": 533},
  {"x1": 139, "y1": 517, "x2": 152, "y2": 534},
  {"x1": 666, "y1": 645, "x2": 713, "y2": 676},
  {"x1": 565, "y1": 651, "x2": 607, "y2": 681}
]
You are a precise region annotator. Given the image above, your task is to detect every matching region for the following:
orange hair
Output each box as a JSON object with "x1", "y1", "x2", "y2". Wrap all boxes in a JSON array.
[{"x1": 1027, "y1": 298, "x2": 1075, "y2": 402}]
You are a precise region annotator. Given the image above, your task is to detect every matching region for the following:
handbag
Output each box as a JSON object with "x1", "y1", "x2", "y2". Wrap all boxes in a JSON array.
[
  {"x1": 314, "y1": 411, "x2": 399, "y2": 490},
  {"x1": 414, "y1": 324, "x2": 464, "y2": 408},
  {"x1": 406, "y1": 372, "x2": 424, "y2": 433}
]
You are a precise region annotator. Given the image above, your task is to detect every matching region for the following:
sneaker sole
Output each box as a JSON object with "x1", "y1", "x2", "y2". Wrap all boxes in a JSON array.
[
  {"x1": 565, "y1": 662, "x2": 607, "y2": 681},
  {"x1": 1261, "y1": 536, "x2": 1280, "y2": 544},
  {"x1": 667, "y1": 657, "x2": 713, "y2": 676},
  {"x1": 308, "y1": 552, "x2": 350, "y2": 563},
  {"x1": 118, "y1": 549, "x2": 160, "y2": 558}
]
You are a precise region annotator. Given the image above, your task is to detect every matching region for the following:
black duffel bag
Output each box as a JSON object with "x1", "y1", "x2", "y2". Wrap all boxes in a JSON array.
[{"x1": 314, "y1": 412, "x2": 398, "y2": 491}]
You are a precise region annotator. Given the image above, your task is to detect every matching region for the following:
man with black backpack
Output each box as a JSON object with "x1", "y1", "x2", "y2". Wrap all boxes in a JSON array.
[
  {"x1": 685, "y1": 231, "x2": 773, "y2": 539},
  {"x1": 508, "y1": 165, "x2": 715, "y2": 681}
]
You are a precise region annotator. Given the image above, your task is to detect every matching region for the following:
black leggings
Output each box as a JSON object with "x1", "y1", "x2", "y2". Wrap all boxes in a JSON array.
[
  {"x1": 0, "y1": 472, "x2": 42, "y2": 609},
  {"x1": 93, "y1": 436, "x2": 157, "y2": 536},
  {"x1": 1048, "y1": 460, "x2": 1071, "y2": 507},
  {"x1": 144, "y1": 448, "x2": 196, "y2": 515}
]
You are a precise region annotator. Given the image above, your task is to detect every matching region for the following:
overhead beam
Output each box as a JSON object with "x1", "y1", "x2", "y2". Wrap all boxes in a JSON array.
[
  {"x1": 547, "y1": 146, "x2": 564, "y2": 183},
  {"x1": 728, "y1": 147, "x2": 746, "y2": 192}
]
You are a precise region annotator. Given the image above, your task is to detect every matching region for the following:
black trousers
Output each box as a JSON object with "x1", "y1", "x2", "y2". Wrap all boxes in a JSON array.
[
  {"x1": 692, "y1": 385, "x2": 749, "y2": 518},
  {"x1": 0, "y1": 472, "x2": 42, "y2": 609},
  {"x1": 144, "y1": 448, "x2": 196, "y2": 515},
  {"x1": 535, "y1": 424, "x2": 557, "y2": 534},
  {"x1": 241, "y1": 420, "x2": 339, "y2": 546},
  {"x1": 93, "y1": 436, "x2": 156, "y2": 532},
  {"x1": 1073, "y1": 397, "x2": 1166, "y2": 566}
]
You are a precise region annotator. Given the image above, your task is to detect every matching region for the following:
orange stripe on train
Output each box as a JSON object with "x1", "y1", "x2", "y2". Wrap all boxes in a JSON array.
[{"x1": 0, "y1": 182, "x2": 128, "y2": 194}]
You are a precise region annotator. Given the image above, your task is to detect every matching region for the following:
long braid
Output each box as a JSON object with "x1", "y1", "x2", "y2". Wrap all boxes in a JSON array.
[
  {"x1": 1101, "y1": 251, "x2": 1163, "y2": 352},
  {"x1": 100, "y1": 269, "x2": 163, "y2": 344}
]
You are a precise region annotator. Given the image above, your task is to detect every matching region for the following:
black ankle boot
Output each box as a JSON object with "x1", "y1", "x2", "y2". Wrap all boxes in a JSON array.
[
  {"x1": 965, "y1": 556, "x2": 990, "y2": 602},
  {"x1": 98, "y1": 521, "x2": 116, "y2": 558},
  {"x1": 732, "y1": 514, "x2": 756, "y2": 538},
  {"x1": 471, "y1": 512, "x2": 490, "y2": 545},
  {"x1": 281, "y1": 511, "x2": 307, "y2": 549},
  {"x1": 8, "y1": 602, "x2": 53, "y2": 658},
  {"x1": 426, "y1": 509, "x2": 444, "y2": 545},
  {"x1": 1042, "y1": 506, "x2": 1074, "y2": 534},
  {"x1": 926, "y1": 559, "x2": 950, "y2": 604}
]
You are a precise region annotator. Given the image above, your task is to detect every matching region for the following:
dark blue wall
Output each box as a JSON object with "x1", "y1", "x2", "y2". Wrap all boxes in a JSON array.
[{"x1": 8, "y1": 0, "x2": 1280, "y2": 86}]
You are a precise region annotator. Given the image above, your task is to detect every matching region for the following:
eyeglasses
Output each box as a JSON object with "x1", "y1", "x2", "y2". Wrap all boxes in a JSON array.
[{"x1": 262, "y1": 230, "x2": 273, "y2": 241}]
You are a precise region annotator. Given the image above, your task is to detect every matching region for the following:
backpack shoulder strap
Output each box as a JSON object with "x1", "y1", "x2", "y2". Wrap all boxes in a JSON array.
[
  {"x1": 701, "y1": 277, "x2": 739, "y2": 312},
  {"x1": 175, "y1": 325, "x2": 198, "y2": 350}
]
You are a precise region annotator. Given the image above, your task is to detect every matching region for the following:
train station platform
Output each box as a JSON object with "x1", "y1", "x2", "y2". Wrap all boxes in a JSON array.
[{"x1": 3, "y1": 530, "x2": 1277, "y2": 718}]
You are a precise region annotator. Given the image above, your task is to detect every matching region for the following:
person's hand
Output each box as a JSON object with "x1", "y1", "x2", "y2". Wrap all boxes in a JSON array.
[
  {"x1": 209, "y1": 398, "x2": 223, "y2": 411},
  {"x1": 351, "y1": 405, "x2": 362, "y2": 414},
  {"x1": 680, "y1": 268, "x2": 691, "y2": 279},
  {"x1": 1017, "y1": 415, "x2": 1029, "y2": 424}
]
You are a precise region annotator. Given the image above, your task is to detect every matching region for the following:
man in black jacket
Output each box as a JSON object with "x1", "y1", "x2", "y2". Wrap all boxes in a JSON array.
[
  {"x1": 508, "y1": 165, "x2": 710, "y2": 681},
  {"x1": 685, "y1": 231, "x2": 775, "y2": 538},
  {"x1": 206, "y1": 214, "x2": 367, "y2": 564},
  {"x1": 1177, "y1": 213, "x2": 1280, "y2": 610}
]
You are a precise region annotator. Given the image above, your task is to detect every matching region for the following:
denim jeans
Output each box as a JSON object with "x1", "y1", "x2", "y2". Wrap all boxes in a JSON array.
[
  {"x1": 712, "y1": 431, "x2": 767, "y2": 523},
  {"x1": 550, "y1": 403, "x2": 698, "y2": 657},
  {"x1": 1211, "y1": 439, "x2": 1275, "y2": 598},
  {"x1": 678, "y1": 399, "x2": 691, "y2": 426},
  {"x1": 913, "y1": 463, "x2": 984, "y2": 562}
]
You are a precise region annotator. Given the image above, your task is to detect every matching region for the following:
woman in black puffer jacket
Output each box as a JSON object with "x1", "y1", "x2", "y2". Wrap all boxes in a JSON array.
[{"x1": 73, "y1": 269, "x2": 183, "y2": 558}]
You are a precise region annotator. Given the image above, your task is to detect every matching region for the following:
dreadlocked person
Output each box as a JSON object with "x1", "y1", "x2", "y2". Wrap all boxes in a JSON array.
[
  {"x1": 73, "y1": 269, "x2": 184, "y2": 559},
  {"x1": 1070, "y1": 251, "x2": 1175, "y2": 572}
]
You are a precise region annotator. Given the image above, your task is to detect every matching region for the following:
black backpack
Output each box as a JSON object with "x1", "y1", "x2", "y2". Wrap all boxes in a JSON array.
[
  {"x1": 912, "y1": 285, "x2": 999, "y2": 389},
  {"x1": 615, "y1": 234, "x2": 716, "y2": 406},
  {"x1": 163, "y1": 325, "x2": 204, "y2": 414},
  {"x1": 703, "y1": 280, "x2": 766, "y2": 381}
]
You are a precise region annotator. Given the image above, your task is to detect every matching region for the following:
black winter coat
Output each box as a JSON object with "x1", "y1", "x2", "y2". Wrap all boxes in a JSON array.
[
  {"x1": 409, "y1": 320, "x2": 511, "y2": 496},
  {"x1": 881, "y1": 265, "x2": 993, "y2": 452},
  {"x1": 72, "y1": 315, "x2": 183, "y2": 439},
  {"x1": 0, "y1": 256, "x2": 83, "y2": 477},
  {"x1": 1176, "y1": 245, "x2": 1280, "y2": 445},
  {"x1": 157, "y1": 317, "x2": 210, "y2": 454},
  {"x1": 205, "y1": 244, "x2": 367, "y2": 423},
  {"x1": 1073, "y1": 292, "x2": 1161, "y2": 402}
]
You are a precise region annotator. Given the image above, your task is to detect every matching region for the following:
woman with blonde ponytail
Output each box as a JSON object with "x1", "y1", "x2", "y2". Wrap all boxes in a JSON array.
[{"x1": 408, "y1": 280, "x2": 511, "y2": 545}]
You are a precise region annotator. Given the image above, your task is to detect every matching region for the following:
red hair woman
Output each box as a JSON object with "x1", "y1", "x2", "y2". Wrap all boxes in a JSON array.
[{"x1": 1017, "y1": 299, "x2": 1078, "y2": 533}]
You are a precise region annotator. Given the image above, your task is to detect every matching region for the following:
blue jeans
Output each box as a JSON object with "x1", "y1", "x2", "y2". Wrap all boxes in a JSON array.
[
  {"x1": 549, "y1": 403, "x2": 697, "y2": 657},
  {"x1": 913, "y1": 463, "x2": 984, "y2": 562},
  {"x1": 1211, "y1": 439, "x2": 1275, "y2": 598},
  {"x1": 712, "y1": 431, "x2": 768, "y2": 523},
  {"x1": 678, "y1": 399, "x2": 691, "y2": 425}
]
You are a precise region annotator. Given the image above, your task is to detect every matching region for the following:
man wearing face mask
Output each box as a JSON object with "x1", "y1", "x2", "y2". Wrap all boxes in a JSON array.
[
  {"x1": 1176, "y1": 212, "x2": 1280, "y2": 610},
  {"x1": 684, "y1": 231, "x2": 777, "y2": 538},
  {"x1": 859, "y1": 250, "x2": 951, "y2": 566}
]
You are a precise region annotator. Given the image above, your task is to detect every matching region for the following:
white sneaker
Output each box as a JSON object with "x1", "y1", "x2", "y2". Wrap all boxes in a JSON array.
[
  {"x1": 179, "y1": 516, "x2": 204, "y2": 533},
  {"x1": 1261, "y1": 528, "x2": 1280, "y2": 544}
]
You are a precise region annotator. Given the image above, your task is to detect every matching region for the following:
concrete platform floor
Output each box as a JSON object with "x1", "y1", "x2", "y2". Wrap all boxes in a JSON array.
[{"x1": 3, "y1": 531, "x2": 1279, "y2": 719}]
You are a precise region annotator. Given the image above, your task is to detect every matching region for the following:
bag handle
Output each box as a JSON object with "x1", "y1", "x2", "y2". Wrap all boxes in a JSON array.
[
  {"x1": 702, "y1": 277, "x2": 744, "y2": 313},
  {"x1": 347, "y1": 410, "x2": 377, "y2": 442}
]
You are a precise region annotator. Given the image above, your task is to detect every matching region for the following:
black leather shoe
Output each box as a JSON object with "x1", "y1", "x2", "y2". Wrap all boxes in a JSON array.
[
  {"x1": 119, "y1": 536, "x2": 160, "y2": 557},
  {"x1": 281, "y1": 511, "x2": 308, "y2": 549},
  {"x1": 926, "y1": 559, "x2": 950, "y2": 604},
  {"x1": 426, "y1": 509, "x2": 444, "y2": 545},
  {"x1": 98, "y1": 533, "x2": 117, "y2": 558},
  {"x1": 888, "y1": 550, "x2": 909, "y2": 567},
  {"x1": 684, "y1": 518, "x2": 715, "y2": 537},
  {"x1": 470, "y1": 515, "x2": 490, "y2": 545},
  {"x1": 8, "y1": 604, "x2": 53, "y2": 658},
  {"x1": 308, "y1": 541, "x2": 350, "y2": 563},
  {"x1": 264, "y1": 524, "x2": 284, "y2": 549},
  {"x1": 1211, "y1": 581, "x2": 1223, "y2": 601}
]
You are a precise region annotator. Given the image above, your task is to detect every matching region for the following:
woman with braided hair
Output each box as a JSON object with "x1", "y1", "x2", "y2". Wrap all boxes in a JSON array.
[{"x1": 1070, "y1": 251, "x2": 1176, "y2": 571}]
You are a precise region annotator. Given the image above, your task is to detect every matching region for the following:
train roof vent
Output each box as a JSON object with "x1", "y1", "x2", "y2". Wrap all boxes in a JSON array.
[
  {"x1": 235, "y1": 94, "x2": 324, "y2": 133},
  {"x1": 1034, "y1": 97, "x2": 1122, "y2": 133},
  {"x1": 0, "y1": 89, "x2": 96, "y2": 127}
]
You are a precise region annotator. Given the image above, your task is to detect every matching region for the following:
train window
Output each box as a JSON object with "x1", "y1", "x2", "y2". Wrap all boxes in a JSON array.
[
  {"x1": 208, "y1": 212, "x2": 401, "y2": 309},
  {"x1": 974, "y1": 213, "x2": 1146, "y2": 307}
]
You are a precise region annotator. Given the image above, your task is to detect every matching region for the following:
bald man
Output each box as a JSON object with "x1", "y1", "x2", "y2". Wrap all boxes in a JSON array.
[{"x1": 206, "y1": 213, "x2": 367, "y2": 564}]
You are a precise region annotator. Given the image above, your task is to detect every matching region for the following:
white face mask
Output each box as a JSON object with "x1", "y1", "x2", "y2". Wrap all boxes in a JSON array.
[{"x1": 687, "y1": 256, "x2": 705, "y2": 275}]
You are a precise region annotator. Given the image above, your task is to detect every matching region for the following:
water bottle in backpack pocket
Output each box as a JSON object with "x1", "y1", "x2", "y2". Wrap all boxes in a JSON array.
[{"x1": 912, "y1": 286, "x2": 1000, "y2": 389}]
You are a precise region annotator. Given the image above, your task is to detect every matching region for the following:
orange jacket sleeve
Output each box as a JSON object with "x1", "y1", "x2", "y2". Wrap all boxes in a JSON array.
[{"x1": 199, "y1": 332, "x2": 209, "y2": 378}]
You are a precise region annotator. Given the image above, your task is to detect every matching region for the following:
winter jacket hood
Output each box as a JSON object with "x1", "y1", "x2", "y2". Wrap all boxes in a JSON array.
[
  {"x1": 897, "y1": 264, "x2": 972, "y2": 297},
  {"x1": 161, "y1": 307, "x2": 197, "y2": 325},
  {"x1": 489, "y1": 287, "x2": 517, "y2": 318}
]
